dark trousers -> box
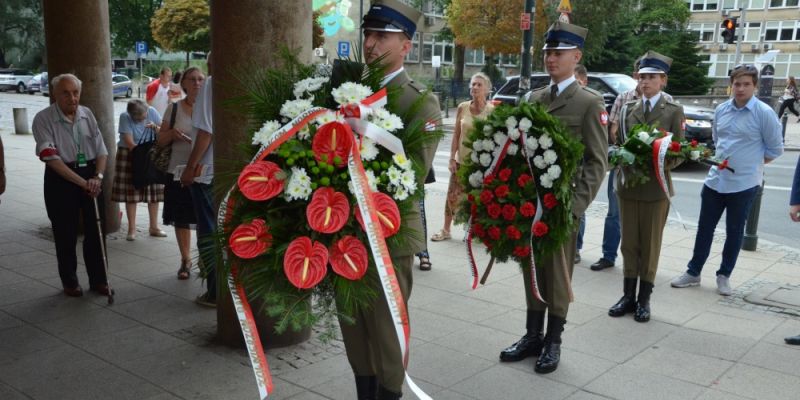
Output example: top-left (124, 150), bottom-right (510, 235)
top-left (44, 165), bottom-right (107, 289)
top-left (778, 98), bottom-right (799, 118)
top-left (687, 184), bottom-right (759, 278)
top-left (190, 182), bottom-right (217, 299)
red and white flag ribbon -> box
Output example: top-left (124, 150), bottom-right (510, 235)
top-left (651, 134), bottom-right (686, 227)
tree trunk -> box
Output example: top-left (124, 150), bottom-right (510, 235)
top-left (210, 0), bottom-right (312, 346)
top-left (186, 51), bottom-right (190, 68)
top-left (42, 0), bottom-right (119, 233)
top-left (533, 0), bottom-right (549, 72)
top-left (453, 44), bottom-right (465, 102)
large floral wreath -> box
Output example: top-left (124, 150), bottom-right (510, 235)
top-left (456, 102), bottom-right (584, 287)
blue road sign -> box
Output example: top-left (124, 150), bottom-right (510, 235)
top-left (135, 41), bottom-right (148, 56)
top-left (337, 41), bottom-right (350, 58)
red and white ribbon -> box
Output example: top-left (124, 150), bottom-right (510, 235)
top-left (340, 89), bottom-right (405, 157)
top-left (651, 134), bottom-right (686, 227)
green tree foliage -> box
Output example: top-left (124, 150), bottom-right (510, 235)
top-left (109, 0), bottom-right (162, 57)
top-left (657, 30), bottom-right (713, 95)
top-left (151, 0), bottom-right (210, 65)
top-left (0, 0), bottom-right (43, 68)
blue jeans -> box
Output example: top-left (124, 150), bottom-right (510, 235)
top-left (576, 213), bottom-right (586, 251)
top-left (190, 182), bottom-right (217, 300)
top-left (602, 169), bottom-right (621, 262)
top-left (687, 184), bottom-right (759, 278)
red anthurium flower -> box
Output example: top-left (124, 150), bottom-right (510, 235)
top-left (494, 185), bottom-right (510, 198)
top-left (520, 201), bottom-right (536, 217)
top-left (312, 121), bottom-right (354, 167)
top-left (532, 221), bottom-right (549, 237)
top-left (480, 189), bottom-right (494, 204)
top-left (487, 203), bottom-right (502, 219)
top-left (354, 192), bottom-right (401, 238)
top-left (506, 225), bottom-right (522, 240)
top-left (488, 226), bottom-right (501, 240)
top-left (283, 237), bottom-right (328, 289)
top-left (517, 173), bottom-right (532, 187)
top-left (229, 219), bottom-right (272, 259)
top-left (669, 141), bottom-right (681, 152)
top-left (329, 236), bottom-right (368, 281)
top-left (483, 174), bottom-right (495, 185)
top-left (307, 187), bottom-right (350, 234)
top-left (690, 139), bottom-right (698, 147)
top-left (237, 161), bottom-right (285, 201)
top-left (498, 168), bottom-right (512, 182)
top-left (543, 193), bottom-right (558, 209)
top-left (502, 204), bottom-right (517, 221)
top-left (513, 245), bottom-right (530, 258)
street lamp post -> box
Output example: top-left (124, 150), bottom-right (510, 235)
top-left (517, 0), bottom-right (535, 104)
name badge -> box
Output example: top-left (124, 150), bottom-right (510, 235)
top-left (77, 153), bottom-right (87, 167)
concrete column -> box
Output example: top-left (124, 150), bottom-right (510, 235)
top-left (210, 0), bottom-right (312, 345)
top-left (42, 0), bottom-right (120, 232)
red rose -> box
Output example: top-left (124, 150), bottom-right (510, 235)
top-left (517, 173), bottom-right (532, 187)
top-left (472, 223), bottom-right (485, 237)
top-left (513, 245), bottom-right (530, 258)
top-left (498, 168), bottom-right (512, 182)
top-left (488, 226), bottom-right (501, 240)
top-left (532, 221), bottom-right (549, 237)
top-left (467, 194), bottom-right (475, 203)
top-left (506, 225), bottom-right (521, 240)
top-left (470, 203), bottom-right (478, 215)
top-left (494, 185), bottom-right (510, 198)
top-left (543, 193), bottom-right (558, 209)
top-left (520, 202), bottom-right (536, 217)
top-left (487, 203), bottom-right (502, 219)
top-left (690, 139), bottom-right (698, 148)
top-left (480, 189), bottom-right (494, 204)
top-left (502, 204), bottom-right (517, 221)
top-left (483, 175), bottom-right (495, 185)
top-left (670, 141), bottom-right (681, 152)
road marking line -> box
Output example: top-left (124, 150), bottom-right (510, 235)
top-left (671, 177), bottom-right (790, 191)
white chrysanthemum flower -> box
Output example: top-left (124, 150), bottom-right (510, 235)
top-left (533, 155), bottom-right (547, 169)
top-left (519, 117), bottom-right (532, 132)
top-left (690, 150), bottom-right (701, 161)
top-left (365, 169), bottom-right (378, 191)
top-left (359, 137), bottom-right (379, 161)
top-left (293, 76), bottom-right (329, 99)
top-left (507, 143), bottom-right (519, 156)
top-left (279, 99), bottom-right (312, 120)
top-left (539, 134), bottom-right (553, 150)
top-left (479, 153), bottom-right (492, 167)
top-left (540, 175), bottom-right (554, 188)
top-left (547, 164), bottom-right (562, 180)
top-left (284, 167), bottom-right (313, 201)
top-left (332, 82), bottom-right (373, 105)
top-left (472, 140), bottom-right (484, 152)
top-left (505, 116), bottom-right (518, 130)
top-left (393, 186), bottom-right (409, 201)
top-left (392, 153), bottom-right (411, 170)
top-left (470, 150), bottom-right (480, 163)
top-left (399, 169), bottom-right (415, 188)
top-left (314, 111), bottom-right (342, 126)
top-left (483, 125), bottom-right (494, 136)
top-left (386, 166), bottom-right (402, 185)
top-left (636, 131), bottom-right (650, 142)
top-left (525, 135), bottom-right (539, 152)
top-left (252, 120), bottom-right (282, 146)
top-left (482, 139), bottom-right (496, 152)
top-left (371, 108), bottom-right (404, 132)
top-left (468, 171), bottom-right (484, 188)
top-left (493, 132), bottom-right (507, 146)
top-left (508, 128), bottom-right (521, 141)
top-left (296, 126), bottom-right (311, 141)
top-left (543, 149), bottom-right (558, 165)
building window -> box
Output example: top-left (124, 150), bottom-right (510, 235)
top-left (764, 20), bottom-right (799, 41)
top-left (405, 32), bottom-right (420, 62)
top-left (743, 22), bottom-right (761, 42)
top-left (721, 0), bottom-right (737, 8)
top-left (690, 0), bottom-right (719, 10)
top-left (422, 33), bottom-right (433, 62)
top-left (769, 0), bottom-right (799, 7)
top-left (748, 0), bottom-right (766, 8)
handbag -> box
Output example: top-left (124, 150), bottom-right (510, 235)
top-left (131, 124), bottom-right (168, 189)
top-left (149, 103), bottom-right (177, 173)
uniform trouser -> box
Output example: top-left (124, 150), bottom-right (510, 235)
top-left (44, 165), bottom-right (107, 289)
top-left (618, 197), bottom-right (670, 283)
top-left (523, 230), bottom-right (577, 319)
top-left (338, 254), bottom-right (414, 392)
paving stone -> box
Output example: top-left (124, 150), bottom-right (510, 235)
top-left (417, 293), bottom-right (511, 324)
top-left (413, 269), bottom-right (474, 294)
top-left (563, 391), bottom-right (615, 400)
top-left (695, 388), bottom-right (754, 400)
top-left (450, 364), bottom-right (576, 400)
top-left (142, 393), bottom-right (185, 400)
top-left (0, 382), bottom-right (29, 400)
top-left (465, 280), bottom-right (528, 308)
top-left (760, 318), bottom-right (800, 346)
top-left (112, 293), bottom-right (210, 325)
top-left (0, 324), bottom-right (63, 363)
top-left (714, 363), bottom-right (800, 400)
top-left (0, 250), bottom-right (57, 269)
top-left (276, 353), bottom-right (351, 389)
top-left (2, 294), bottom-right (102, 324)
top-left (0, 268), bottom-right (31, 286)
top-left (656, 327), bottom-right (757, 362)
top-left (408, 308), bottom-right (473, 343)
top-left (684, 311), bottom-right (782, 341)
top-left (0, 279), bottom-right (60, 307)
top-left (406, 283), bottom-right (456, 309)
top-left (0, 310), bottom-right (23, 331)
top-left (585, 364), bottom-right (706, 400)
top-left (476, 309), bottom-right (527, 336)
top-left (561, 315), bottom-right (676, 363)
top-left (739, 341), bottom-right (800, 378)
top-left (406, 342), bottom-right (494, 388)
top-left (432, 323), bottom-right (523, 362)
top-left (34, 305), bottom-right (140, 343)
top-left (625, 346), bottom-right (734, 386)
top-left (71, 324), bottom-right (187, 363)
top-left (506, 348), bottom-right (616, 389)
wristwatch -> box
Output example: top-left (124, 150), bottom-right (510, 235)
top-left (94, 173), bottom-right (104, 180)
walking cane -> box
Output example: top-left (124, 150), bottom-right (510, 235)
top-left (92, 197), bottom-right (115, 305)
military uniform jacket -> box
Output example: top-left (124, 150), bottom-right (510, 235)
top-left (387, 70), bottom-right (441, 256)
top-left (617, 96), bottom-right (685, 201)
top-left (525, 81), bottom-right (608, 218)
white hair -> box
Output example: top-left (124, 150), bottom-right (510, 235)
top-left (51, 73), bottom-right (82, 91)
top-left (471, 72), bottom-right (492, 88)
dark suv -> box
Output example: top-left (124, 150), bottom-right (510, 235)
top-left (492, 73), bottom-right (714, 147)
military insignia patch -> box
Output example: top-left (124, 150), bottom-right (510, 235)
top-left (424, 120), bottom-right (437, 131)
top-left (599, 111), bottom-right (609, 126)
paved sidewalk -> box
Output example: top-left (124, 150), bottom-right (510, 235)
top-left (1, 110), bottom-right (800, 399)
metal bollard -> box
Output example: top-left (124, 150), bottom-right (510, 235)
top-left (781, 112), bottom-right (788, 144)
top-left (741, 180), bottom-right (765, 251)
top-left (12, 108), bottom-right (31, 135)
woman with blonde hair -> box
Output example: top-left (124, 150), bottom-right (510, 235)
top-left (778, 76), bottom-right (798, 122)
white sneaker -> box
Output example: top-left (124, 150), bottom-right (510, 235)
top-left (716, 275), bottom-right (732, 296)
top-left (670, 272), bottom-right (701, 288)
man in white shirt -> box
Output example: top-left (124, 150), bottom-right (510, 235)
top-left (146, 67), bottom-right (172, 116)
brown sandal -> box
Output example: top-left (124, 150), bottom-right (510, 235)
top-left (177, 259), bottom-right (191, 280)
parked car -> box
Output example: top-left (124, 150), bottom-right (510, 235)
top-left (112, 73), bottom-right (133, 98)
top-left (41, 72), bottom-right (49, 96)
top-left (0, 68), bottom-right (35, 93)
top-left (27, 73), bottom-right (46, 94)
top-left (492, 73), bottom-right (714, 147)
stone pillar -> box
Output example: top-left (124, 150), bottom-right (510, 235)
top-left (42, 0), bottom-right (120, 232)
top-left (210, 1), bottom-right (312, 345)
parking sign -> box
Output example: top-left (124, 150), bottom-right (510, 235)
top-left (135, 41), bottom-right (148, 56)
top-left (337, 41), bottom-right (350, 58)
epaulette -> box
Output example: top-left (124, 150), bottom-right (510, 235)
top-left (408, 80), bottom-right (428, 94)
top-left (581, 86), bottom-right (603, 97)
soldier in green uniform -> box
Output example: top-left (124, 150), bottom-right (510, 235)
top-left (500, 22), bottom-right (608, 374)
top-left (339, 1), bottom-right (441, 399)
top-left (609, 51), bottom-right (684, 322)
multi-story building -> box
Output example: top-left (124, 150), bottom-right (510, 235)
top-left (687, 0), bottom-right (800, 81)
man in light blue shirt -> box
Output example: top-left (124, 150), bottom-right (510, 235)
top-left (671, 65), bottom-right (783, 295)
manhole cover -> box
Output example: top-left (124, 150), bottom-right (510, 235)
top-left (744, 283), bottom-right (800, 316)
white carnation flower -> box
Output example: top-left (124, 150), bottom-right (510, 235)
top-left (386, 166), bottom-right (402, 185)
top-left (636, 131), bottom-right (650, 142)
top-left (690, 150), bottom-right (701, 161)
top-left (470, 150), bottom-right (480, 163)
top-left (547, 164), bottom-right (562, 180)
top-left (293, 76), bottom-right (329, 99)
top-left (493, 132), bottom-right (507, 146)
top-left (479, 152), bottom-right (492, 167)
top-left (392, 153), bottom-right (411, 170)
top-left (472, 140), bottom-right (484, 152)
top-left (468, 171), bottom-right (484, 188)
top-left (280, 99), bottom-right (312, 120)
top-left (332, 82), bottom-right (373, 105)
top-left (505, 116), bottom-right (518, 130)
top-left (507, 143), bottom-right (519, 156)
top-left (508, 128), bottom-right (520, 141)
top-left (483, 125), bottom-right (494, 136)
top-left (533, 155), bottom-right (547, 169)
top-left (540, 175), bottom-right (554, 188)
top-left (543, 149), bottom-right (558, 165)
top-left (359, 137), bottom-right (379, 161)
top-left (519, 117), bottom-right (532, 132)
top-left (538, 134), bottom-right (553, 150)
top-left (252, 120), bottom-right (282, 146)
top-left (482, 139), bottom-right (496, 152)
top-left (525, 135), bottom-right (539, 152)
top-left (492, 147), bottom-right (502, 158)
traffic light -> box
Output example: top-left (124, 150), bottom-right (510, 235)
top-left (721, 17), bottom-right (738, 44)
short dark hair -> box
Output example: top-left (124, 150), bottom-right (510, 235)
top-left (160, 67), bottom-right (172, 76)
top-left (730, 64), bottom-right (758, 85)
top-left (574, 64), bottom-right (587, 78)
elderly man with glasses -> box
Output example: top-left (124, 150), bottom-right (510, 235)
top-left (670, 64), bottom-right (783, 296)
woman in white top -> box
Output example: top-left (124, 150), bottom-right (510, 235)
top-left (157, 67), bottom-right (205, 280)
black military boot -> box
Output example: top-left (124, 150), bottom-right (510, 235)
top-left (634, 280), bottom-right (654, 323)
top-left (499, 310), bottom-right (545, 362)
top-left (376, 384), bottom-right (401, 400)
top-left (355, 376), bottom-right (377, 400)
top-left (535, 315), bottom-right (566, 374)
top-left (608, 278), bottom-right (638, 317)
